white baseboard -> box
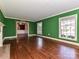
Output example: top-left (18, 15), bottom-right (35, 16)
top-left (3, 35), bottom-right (79, 46)
top-left (38, 35), bottom-right (79, 46)
top-left (28, 34), bottom-right (36, 37)
top-left (4, 36), bottom-right (17, 40)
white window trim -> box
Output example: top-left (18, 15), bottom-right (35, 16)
top-left (59, 14), bottom-right (77, 41)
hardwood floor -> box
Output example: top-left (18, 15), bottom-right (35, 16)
top-left (3, 36), bottom-right (79, 59)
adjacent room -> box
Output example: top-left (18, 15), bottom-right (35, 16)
top-left (0, 0), bottom-right (79, 59)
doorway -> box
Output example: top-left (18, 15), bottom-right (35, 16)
top-left (16, 21), bottom-right (29, 38)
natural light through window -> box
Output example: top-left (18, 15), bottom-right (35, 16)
top-left (59, 14), bottom-right (77, 41)
top-left (37, 22), bottom-right (42, 35)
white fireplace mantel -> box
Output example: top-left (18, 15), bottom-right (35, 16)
top-left (0, 22), bottom-right (4, 47)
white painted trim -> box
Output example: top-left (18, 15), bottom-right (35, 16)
top-left (16, 21), bottom-right (18, 37)
top-left (4, 36), bottom-right (17, 40)
top-left (0, 25), bottom-right (4, 47)
top-left (27, 22), bottom-right (30, 37)
top-left (37, 35), bottom-right (79, 46)
top-left (0, 8), bottom-right (34, 22)
top-left (5, 16), bottom-right (35, 22)
top-left (37, 7), bottom-right (79, 21)
top-left (16, 21), bottom-right (29, 37)
top-left (28, 34), bottom-right (36, 37)
top-left (1, 5), bottom-right (79, 22)
top-left (59, 14), bottom-right (77, 41)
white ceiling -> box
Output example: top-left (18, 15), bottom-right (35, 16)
top-left (0, 0), bottom-right (79, 21)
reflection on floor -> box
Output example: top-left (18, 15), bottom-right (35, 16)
top-left (3, 36), bottom-right (79, 59)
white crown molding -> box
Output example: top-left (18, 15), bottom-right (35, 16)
top-left (4, 16), bottom-right (35, 22)
top-left (0, 7), bottom-right (35, 22)
top-left (37, 7), bottom-right (79, 22)
top-left (0, 6), bottom-right (79, 22)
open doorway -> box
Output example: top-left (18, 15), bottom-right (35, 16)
top-left (16, 21), bottom-right (29, 38)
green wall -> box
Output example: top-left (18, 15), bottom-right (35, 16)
top-left (0, 10), bottom-right (37, 38)
top-left (3, 19), bottom-right (37, 37)
top-left (3, 18), bottom-right (16, 37)
top-left (42, 16), bottom-right (59, 38)
top-left (29, 22), bottom-right (37, 34)
top-left (37, 9), bottom-right (79, 43)
top-left (0, 10), bottom-right (16, 37)
top-left (0, 10), bottom-right (5, 22)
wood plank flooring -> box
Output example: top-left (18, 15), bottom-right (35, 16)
top-left (3, 36), bottom-right (79, 59)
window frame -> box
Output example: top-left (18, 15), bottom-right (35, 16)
top-left (59, 14), bottom-right (77, 41)
top-left (37, 22), bottom-right (42, 35)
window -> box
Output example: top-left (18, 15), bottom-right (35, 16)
top-left (59, 14), bottom-right (77, 41)
top-left (37, 22), bottom-right (42, 35)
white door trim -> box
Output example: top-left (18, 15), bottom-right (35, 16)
top-left (16, 21), bottom-right (29, 37)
